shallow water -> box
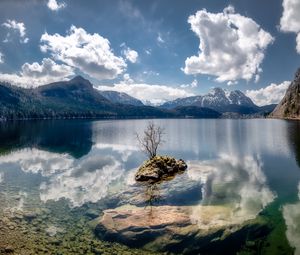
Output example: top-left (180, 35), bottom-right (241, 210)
top-left (0, 119), bottom-right (300, 254)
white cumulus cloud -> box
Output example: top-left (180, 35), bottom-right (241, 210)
top-left (2, 19), bottom-right (29, 43)
top-left (40, 25), bottom-right (126, 80)
top-left (0, 58), bottom-right (74, 87)
top-left (183, 6), bottom-right (274, 83)
top-left (96, 82), bottom-right (194, 105)
top-left (246, 81), bottom-right (290, 106)
top-left (121, 45), bottom-right (138, 63)
top-left (280, 0), bottom-right (300, 53)
top-left (47, 0), bottom-right (66, 11)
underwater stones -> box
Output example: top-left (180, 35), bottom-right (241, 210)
top-left (4, 246), bottom-right (14, 253)
top-left (23, 212), bottom-right (38, 221)
top-left (45, 225), bottom-right (64, 237)
top-left (135, 156), bottom-right (187, 182)
top-left (85, 209), bottom-right (101, 219)
top-left (94, 205), bottom-right (197, 249)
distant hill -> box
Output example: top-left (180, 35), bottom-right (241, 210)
top-left (161, 87), bottom-right (275, 116)
top-left (271, 69), bottom-right (300, 119)
top-left (99, 90), bottom-right (144, 106)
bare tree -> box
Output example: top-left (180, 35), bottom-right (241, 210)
top-left (136, 122), bottom-right (164, 159)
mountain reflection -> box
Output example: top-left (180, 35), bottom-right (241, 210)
top-left (288, 121), bottom-right (300, 168)
top-left (0, 120), bottom-right (93, 158)
top-left (188, 154), bottom-right (276, 228)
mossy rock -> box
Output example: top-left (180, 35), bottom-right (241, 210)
top-left (135, 155), bottom-right (187, 182)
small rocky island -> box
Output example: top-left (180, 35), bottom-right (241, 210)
top-left (135, 155), bottom-right (187, 182)
top-left (135, 122), bottom-right (188, 183)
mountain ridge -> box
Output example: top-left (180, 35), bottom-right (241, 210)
top-left (160, 87), bottom-right (274, 115)
top-left (0, 77), bottom-right (214, 120)
top-left (99, 90), bottom-right (144, 106)
top-left (0, 76), bottom-right (276, 120)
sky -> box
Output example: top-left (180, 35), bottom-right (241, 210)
top-left (0, 0), bottom-right (300, 106)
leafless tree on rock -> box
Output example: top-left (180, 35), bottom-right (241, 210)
top-left (136, 122), bottom-right (165, 159)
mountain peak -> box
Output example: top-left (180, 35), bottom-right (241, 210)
top-left (209, 87), bottom-right (225, 96)
top-left (70, 75), bottom-right (89, 83)
top-left (69, 75), bottom-right (93, 89)
top-left (161, 87), bottom-right (258, 113)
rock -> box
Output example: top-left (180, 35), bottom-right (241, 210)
top-left (94, 205), bottom-right (197, 249)
top-left (4, 246), bottom-right (14, 253)
top-left (135, 156), bottom-right (187, 182)
top-left (45, 225), bottom-right (64, 237)
top-left (23, 212), bottom-right (38, 221)
top-left (85, 209), bottom-right (100, 219)
top-left (94, 204), bottom-right (272, 253)
top-left (271, 68), bottom-right (300, 119)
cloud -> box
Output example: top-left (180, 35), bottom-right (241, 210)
top-left (0, 58), bottom-right (74, 87)
top-left (118, 0), bottom-right (144, 21)
top-left (157, 33), bottom-right (165, 44)
top-left (280, 0), bottom-right (300, 53)
top-left (2, 19), bottom-right (29, 43)
top-left (227, 80), bottom-right (238, 86)
top-left (40, 25), bottom-right (126, 80)
top-left (180, 79), bottom-right (198, 88)
top-left (121, 44), bottom-right (138, 63)
top-left (0, 52), bottom-right (3, 64)
top-left (122, 73), bottom-right (134, 84)
top-left (47, 0), bottom-right (66, 11)
top-left (246, 81), bottom-right (290, 106)
top-left (96, 82), bottom-right (194, 105)
top-left (183, 6), bottom-right (274, 83)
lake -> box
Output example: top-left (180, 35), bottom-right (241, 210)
top-left (0, 119), bottom-right (300, 254)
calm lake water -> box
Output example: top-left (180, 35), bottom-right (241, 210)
top-left (0, 119), bottom-right (300, 254)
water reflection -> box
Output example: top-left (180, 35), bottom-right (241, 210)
top-left (0, 148), bottom-right (73, 176)
top-left (40, 144), bottom-right (139, 207)
top-left (283, 183), bottom-right (300, 255)
top-left (288, 121), bottom-right (300, 168)
top-left (188, 154), bottom-right (276, 228)
top-left (0, 119), bottom-right (300, 254)
top-left (0, 120), bottom-right (93, 158)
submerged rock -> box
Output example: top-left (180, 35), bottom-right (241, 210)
top-left (94, 204), bottom-right (272, 253)
top-left (94, 205), bottom-right (197, 249)
top-left (135, 155), bottom-right (187, 182)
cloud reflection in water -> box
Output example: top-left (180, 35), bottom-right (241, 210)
top-left (283, 183), bottom-right (300, 255)
top-left (188, 154), bottom-right (276, 229)
top-left (0, 143), bottom-right (139, 208)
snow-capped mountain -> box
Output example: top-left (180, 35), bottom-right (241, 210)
top-left (161, 88), bottom-right (257, 113)
top-left (99, 90), bottom-right (144, 106)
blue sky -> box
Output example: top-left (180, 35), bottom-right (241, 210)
top-left (0, 0), bottom-right (299, 105)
